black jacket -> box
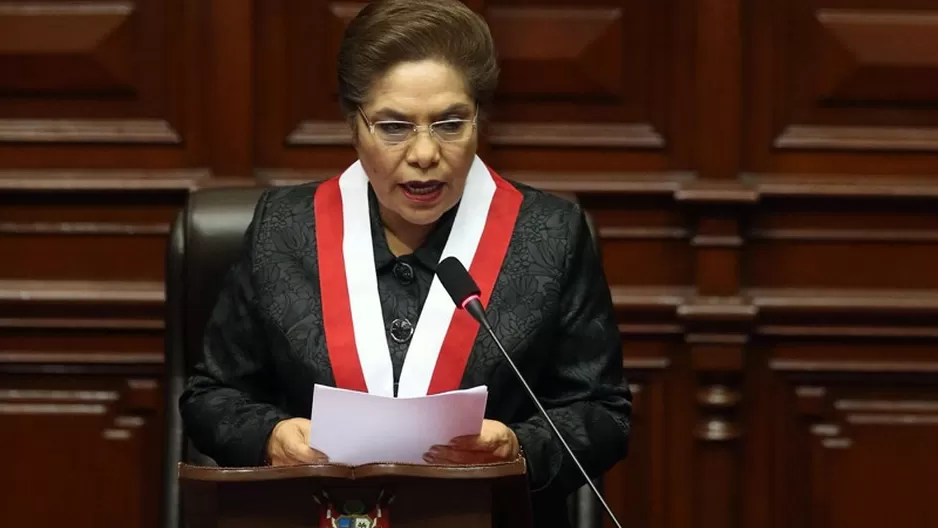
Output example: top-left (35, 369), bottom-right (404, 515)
top-left (179, 179), bottom-right (632, 526)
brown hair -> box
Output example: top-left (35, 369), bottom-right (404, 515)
top-left (337, 0), bottom-right (499, 118)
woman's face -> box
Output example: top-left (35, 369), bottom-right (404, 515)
top-left (354, 59), bottom-right (478, 228)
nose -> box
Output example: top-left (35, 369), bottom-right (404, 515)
top-left (406, 129), bottom-right (440, 169)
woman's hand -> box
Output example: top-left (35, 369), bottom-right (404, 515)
top-left (265, 418), bottom-right (328, 466)
top-left (423, 419), bottom-right (520, 464)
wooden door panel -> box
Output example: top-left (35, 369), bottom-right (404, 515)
top-left (480, 0), bottom-right (679, 166)
top-left (602, 375), bottom-right (669, 528)
top-left (0, 0), bottom-right (204, 169)
top-left (596, 333), bottom-right (676, 528)
top-left (0, 376), bottom-right (163, 528)
top-left (767, 358), bottom-right (938, 528)
top-left (485, 0), bottom-right (692, 173)
top-left (745, 0), bottom-right (938, 174)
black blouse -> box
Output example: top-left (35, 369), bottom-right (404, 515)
top-left (179, 179), bottom-right (632, 526)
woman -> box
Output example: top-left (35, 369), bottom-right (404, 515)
top-left (180, 0), bottom-right (631, 524)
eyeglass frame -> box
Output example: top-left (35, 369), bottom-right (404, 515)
top-left (357, 105), bottom-right (479, 146)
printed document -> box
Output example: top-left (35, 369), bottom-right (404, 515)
top-left (308, 384), bottom-right (488, 466)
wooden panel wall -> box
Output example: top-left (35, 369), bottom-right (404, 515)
top-left (2, 1), bottom-right (936, 527)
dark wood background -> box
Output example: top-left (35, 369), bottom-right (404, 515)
top-left (2, 0), bottom-right (937, 527)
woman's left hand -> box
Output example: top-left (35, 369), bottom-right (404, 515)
top-left (423, 419), bottom-right (520, 464)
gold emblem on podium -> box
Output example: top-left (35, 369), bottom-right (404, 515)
top-left (316, 491), bottom-right (392, 528)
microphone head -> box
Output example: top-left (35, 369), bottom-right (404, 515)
top-left (435, 256), bottom-right (481, 308)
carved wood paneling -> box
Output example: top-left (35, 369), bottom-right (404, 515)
top-left (745, 0), bottom-right (938, 174)
top-left (0, 188), bottom-right (181, 280)
top-left (482, 3), bottom-right (663, 146)
top-left (484, 0), bottom-right (695, 173)
top-left (768, 373), bottom-right (938, 528)
top-left (2, 0), bottom-right (938, 527)
top-left (0, 377), bottom-right (162, 527)
top-left (0, 256), bottom-right (163, 524)
top-left (601, 376), bottom-right (669, 528)
top-left (0, 0), bottom-right (204, 169)
top-left (0, 275), bottom-right (164, 374)
top-left (0, 3), bottom-right (138, 96)
top-left (745, 196), bottom-right (938, 290)
top-left (582, 193), bottom-right (693, 287)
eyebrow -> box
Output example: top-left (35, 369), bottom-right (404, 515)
top-left (371, 103), bottom-right (473, 121)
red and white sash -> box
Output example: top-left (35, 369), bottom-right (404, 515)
top-left (314, 155), bottom-right (522, 398)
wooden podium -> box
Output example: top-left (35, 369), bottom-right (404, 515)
top-left (178, 458), bottom-right (532, 527)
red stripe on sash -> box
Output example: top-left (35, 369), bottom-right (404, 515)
top-left (314, 179), bottom-right (369, 392)
top-left (426, 170), bottom-right (523, 394)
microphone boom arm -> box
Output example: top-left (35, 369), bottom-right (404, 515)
top-left (464, 298), bottom-right (624, 528)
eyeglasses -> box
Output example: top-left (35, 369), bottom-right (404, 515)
top-left (358, 107), bottom-right (477, 146)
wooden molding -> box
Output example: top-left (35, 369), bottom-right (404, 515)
top-left (774, 125), bottom-right (938, 152)
top-left (618, 323), bottom-right (684, 335)
top-left (758, 326), bottom-right (938, 339)
top-left (771, 359), bottom-right (938, 373)
top-left (0, 222), bottom-right (169, 235)
top-left (600, 226), bottom-right (690, 240)
top-left (0, 119), bottom-right (181, 144)
top-left (610, 286), bottom-right (691, 310)
top-left (507, 171), bottom-right (693, 194)
top-left (0, 318), bottom-right (163, 330)
top-left (743, 173), bottom-right (938, 199)
top-left (749, 288), bottom-right (938, 314)
top-left (286, 121), bottom-right (352, 146)
top-left (0, 170), bottom-right (209, 191)
top-left (621, 357), bottom-right (671, 369)
top-left (0, 352), bottom-right (163, 364)
top-left (678, 297), bottom-right (757, 322)
top-left (0, 280), bottom-right (164, 304)
top-left (691, 235), bottom-right (744, 247)
top-left (675, 180), bottom-right (758, 203)
top-left (0, 3), bottom-right (133, 15)
top-left (747, 228), bottom-right (938, 243)
top-left (608, 286), bottom-right (938, 339)
top-left (256, 169), bottom-right (335, 186)
top-left (611, 286), bottom-right (938, 317)
top-left (0, 281), bottom-right (165, 333)
top-left (0, 171), bottom-right (268, 192)
top-left (487, 123), bottom-right (665, 148)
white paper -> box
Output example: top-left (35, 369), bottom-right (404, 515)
top-left (308, 384), bottom-right (488, 466)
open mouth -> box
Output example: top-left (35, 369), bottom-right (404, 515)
top-left (401, 181), bottom-right (444, 195)
top-left (400, 181), bottom-right (445, 203)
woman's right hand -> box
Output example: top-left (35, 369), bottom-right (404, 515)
top-left (265, 417), bottom-right (328, 466)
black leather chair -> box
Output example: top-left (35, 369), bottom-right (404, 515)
top-left (160, 187), bottom-right (266, 528)
top-left (159, 186), bottom-right (603, 528)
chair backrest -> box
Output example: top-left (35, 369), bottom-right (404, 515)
top-left (158, 186), bottom-right (602, 528)
top-left (160, 187), bottom-right (266, 528)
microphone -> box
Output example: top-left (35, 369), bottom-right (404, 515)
top-left (435, 256), bottom-right (624, 528)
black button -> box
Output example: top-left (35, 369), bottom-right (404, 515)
top-left (393, 261), bottom-right (415, 284)
top-left (389, 318), bottom-right (414, 344)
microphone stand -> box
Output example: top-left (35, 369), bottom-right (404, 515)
top-left (463, 299), bottom-right (624, 528)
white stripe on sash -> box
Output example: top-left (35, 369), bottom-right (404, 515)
top-left (339, 164), bottom-right (396, 397)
